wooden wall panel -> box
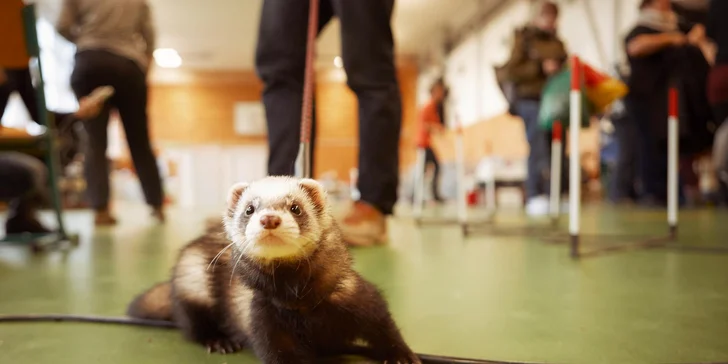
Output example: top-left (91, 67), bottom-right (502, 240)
top-left (145, 61), bottom-right (419, 181)
top-left (148, 71), bottom-right (265, 145)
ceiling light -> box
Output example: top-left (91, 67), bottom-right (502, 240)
top-left (333, 56), bottom-right (343, 69)
top-left (153, 48), bottom-right (182, 68)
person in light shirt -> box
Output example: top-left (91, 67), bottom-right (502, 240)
top-left (56, 0), bottom-right (165, 226)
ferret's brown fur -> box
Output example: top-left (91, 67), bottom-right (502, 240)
top-left (127, 177), bottom-right (418, 363)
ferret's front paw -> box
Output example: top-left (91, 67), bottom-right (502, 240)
top-left (383, 352), bottom-right (421, 364)
top-left (205, 338), bottom-right (244, 354)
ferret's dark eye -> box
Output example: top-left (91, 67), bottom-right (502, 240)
top-left (245, 205), bottom-right (255, 216)
top-left (290, 204), bottom-right (302, 216)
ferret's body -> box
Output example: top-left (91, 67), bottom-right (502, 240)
top-left (127, 177), bottom-right (417, 363)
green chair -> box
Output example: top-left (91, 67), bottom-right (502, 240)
top-left (1, 4), bottom-right (79, 251)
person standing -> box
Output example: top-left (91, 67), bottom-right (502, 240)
top-left (56, 0), bottom-right (165, 225)
top-left (255, 0), bottom-right (401, 246)
top-left (705, 0), bottom-right (728, 204)
top-left (416, 79), bottom-right (446, 203)
top-left (498, 1), bottom-right (567, 216)
top-left (624, 0), bottom-right (707, 206)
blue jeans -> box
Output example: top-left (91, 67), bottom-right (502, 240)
top-left (515, 100), bottom-right (551, 199)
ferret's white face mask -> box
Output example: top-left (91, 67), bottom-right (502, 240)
top-left (224, 177), bottom-right (327, 262)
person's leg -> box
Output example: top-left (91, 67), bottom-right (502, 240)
top-left (332, 0), bottom-right (399, 213)
top-left (255, 0), bottom-right (333, 176)
top-left (8, 68), bottom-right (40, 124)
top-left (328, 0), bottom-right (400, 245)
top-left (424, 147), bottom-right (442, 202)
top-left (515, 100), bottom-right (543, 199)
top-left (0, 152), bottom-right (50, 234)
top-left (110, 56), bottom-right (166, 220)
top-left (610, 117), bottom-right (638, 202)
top-left (70, 51), bottom-right (116, 225)
top-left (635, 117), bottom-right (666, 205)
top-left (515, 100), bottom-right (549, 215)
top-left (0, 72), bottom-right (13, 121)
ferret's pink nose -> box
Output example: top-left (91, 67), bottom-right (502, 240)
top-left (260, 215), bottom-right (281, 229)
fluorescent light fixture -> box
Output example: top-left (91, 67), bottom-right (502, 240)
top-left (153, 48), bottom-right (182, 68)
top-left (333, 56), bottom-right (343, 69)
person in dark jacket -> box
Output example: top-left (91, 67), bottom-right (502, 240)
top-left (624, 0), bottom-right (710, 206)
top-left (498, 1), bottom-right (567, 216)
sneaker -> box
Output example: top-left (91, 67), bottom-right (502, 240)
top-left (337, 201), bottom-right (387, 247)
top-left (525, 195), bottom-right (549, 217)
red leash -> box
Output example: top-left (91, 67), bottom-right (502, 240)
top-left (297, 0), bottom-right (319, 178)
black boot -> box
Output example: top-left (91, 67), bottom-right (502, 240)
top-left (5, 196), bottom-right (51, 234)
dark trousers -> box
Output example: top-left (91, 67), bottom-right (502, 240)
top-left (609, 116), bottom-right (639, 201)
top-left (0, 67), bottom-right (40, 123)
top-left (255, 0), bottom-right (401, 215)
top-left (424, 147), bottom-right (442, 201)
top-left (70, 50), bottom-right (164, 210)
top-left (515, 99), bottom-right (552, 199)
top-left (625, 97), bottom-right (668, 203)
top-left (712, 101), bottom-right (728, 125)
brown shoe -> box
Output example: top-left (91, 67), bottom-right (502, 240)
top-left (151, 207), bottom-right (166, 224)
top-left (338, 201), bottom-right (387, 247)
top-left (95, 209), bottom-right (118, 226)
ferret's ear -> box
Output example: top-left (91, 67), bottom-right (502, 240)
top-left (298, 178), bottom-right (327, 208)
top-left (226, 182), bottom-right (249, 209)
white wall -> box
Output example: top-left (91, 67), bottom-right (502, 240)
top-left (1, 16), bottom-right (77, 128)
top-left (423, 0), bottom-right (643, 127)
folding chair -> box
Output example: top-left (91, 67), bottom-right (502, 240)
top-left (0, 4), bottom-right (79, 252)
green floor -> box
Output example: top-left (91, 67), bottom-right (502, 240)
top-left (1, 202), bottom-right (727, 364)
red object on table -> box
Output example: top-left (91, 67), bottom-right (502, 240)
top-left (467, 190), bottom-right (479, 206)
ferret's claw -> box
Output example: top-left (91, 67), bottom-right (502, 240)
top-left (205, 339), bottom-right (243, 355)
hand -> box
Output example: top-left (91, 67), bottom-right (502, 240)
top-left (542, 58), bottom-right (560, 75)
top-left (688, 24), bottom-right (706, 45)
top-left (75, 96), bottom-right (103, 119)
top-left (667, 32), bottom-right (687, 46)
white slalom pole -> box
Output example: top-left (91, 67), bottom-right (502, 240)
top-left (455, 121), bottom-right (468, 224)
top-left (569, 56), bottom-right (582, 258)
top-left (485, 157), bottom-right (497, 215)
top-left (413, 147), bottom-right (427, 218)
top-left (549, 120), bottom-right (563, 224)
top-left (668, 87), bottom-right (679, 238)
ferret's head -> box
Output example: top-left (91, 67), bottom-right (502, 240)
top-left (223, 176), bottom-right (333, 262)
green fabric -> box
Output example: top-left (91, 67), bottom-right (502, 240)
top-left (538, 68), bottom-right (593, 131)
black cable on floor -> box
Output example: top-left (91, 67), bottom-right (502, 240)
top-left (0, 314), bottom-right (176, 328)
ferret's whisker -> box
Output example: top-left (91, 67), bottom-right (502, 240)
top-left (207, 242), bottom-right (235, 271)
top-left (230, 244), bottom-right (245, 286)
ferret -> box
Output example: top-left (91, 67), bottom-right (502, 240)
top-left (127, 176), bottom-right (419, 363)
